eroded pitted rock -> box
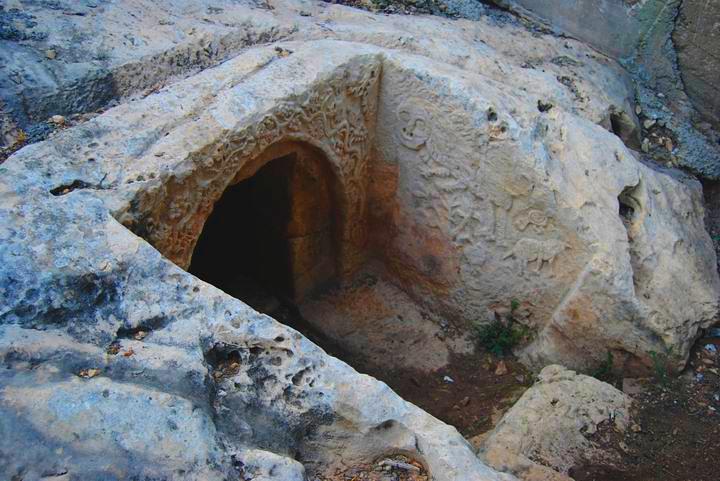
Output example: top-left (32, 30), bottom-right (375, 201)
top-left (0, 2), bottom-right (718, 480)
top-left (0, 39), bottom-right (517, 481)
top-left (0, 186), bottom-right (509, 480)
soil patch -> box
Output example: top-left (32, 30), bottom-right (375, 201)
top-left (570, 336), bottom-right (720, 481)
top-left (356, 350), bottom-right (530, 438)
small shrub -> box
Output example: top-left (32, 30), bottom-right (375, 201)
top-left (649, 348), bottom-right (674, 386)
top-left (474, 300), bottom-right (529, 356)
top-left (591, 351), bottom-right (616, 384)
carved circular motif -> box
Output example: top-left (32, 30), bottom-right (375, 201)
top-left (527, 210), bottom-right (548, 227)
top-left (396, 102), bottom-right (431, 150)
top-left (514, 209), bottom-right (549, 232)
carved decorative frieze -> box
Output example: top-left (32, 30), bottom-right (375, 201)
top-left (128, 62), bottom-right (381, 276)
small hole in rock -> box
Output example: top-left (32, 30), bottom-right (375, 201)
top-left (609, 111), bottom-right (641, 150)
top-left (618, 185), bottom-right (641, 223)
top-left (50, 179), bottom-right (92, 196)
top-left (619, 200), bottom-right (635, 221)
top-left (537, 100), bottom-right (553, 112)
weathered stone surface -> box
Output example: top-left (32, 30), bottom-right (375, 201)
top-left (491, 0), bottom-right (720, 180)
top-left (0, 37), bottom-right (517, 481)
top-left (0, 1), bottom-right (718, 479)
top-left (493, 0), bottom-right (643, 60)
top-left (7, 28), bottom-right (716, 373)
top-left (674, 0), bottom-right (720, 128)
top-left (0, 0), bottom-right (294, 147)
top-left (374, 51), bottom-right (719, 372)
top-left (0, 187), bottom-right (509, 480)
top-left (479, 365), bottom-right (631, 481)
top-left (0, 0), bottom-right (637, 149)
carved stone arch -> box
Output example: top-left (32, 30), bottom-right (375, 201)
top-left (121, 61), bottom-right (377, 289)
top-left (224, 137), bottom-right (368, 293)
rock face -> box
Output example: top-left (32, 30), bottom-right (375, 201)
top-left (480, 365), bottom-right (631, 481)
top-left (674, 0), bottom-right (720, 128)
top-left (0, 1), bottom-right (718, 479)
top-left (375, 46), bottom-right (719, 372)
top-left (0, 0), bottom-right (637, 149)
top-left (493, 0), bottom-right (720, 179)
top-left (493, 0), bottom-right (643, 60)
top-left (0, 0), bottom-right (295, 148)
top-left (0, 165), bottom-right (510, 481)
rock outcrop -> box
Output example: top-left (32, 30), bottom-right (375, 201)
top-left (674, 0), bottom-right (720, 129)
top-left (493, 0), bottom-right (720, 180)
top-left (479, 365), bottom-right (631, 481)
top-left (493, 0), bottom-right (642, 60)
top-left (0, 1), bottom-right (718, 479)
top-left (0, 0), bottom-right (635, 149)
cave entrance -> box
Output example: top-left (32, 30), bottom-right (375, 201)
top-left (188, 142), bottom-right (529, 442)
top-left (189, 142), bottom-right (339, 308)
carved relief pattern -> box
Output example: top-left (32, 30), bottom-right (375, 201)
top-left (132, 61), bottom-right (380, 272)
top-left (391, 76), bottom-right (570, 280)
top-left (393, 92), bottom-right (523, 248)
top-left (503, 238), bottom-right (569, 274)
top-left (514, 209), bottom-right (549, 233)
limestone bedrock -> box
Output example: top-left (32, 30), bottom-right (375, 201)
top-left (0, 1), bottom-right (718, 480)
top-left (479, 365), bottom-right (631, 481)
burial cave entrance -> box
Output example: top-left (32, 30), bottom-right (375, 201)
top-left (188, 141), bottom-right (530, 441)
top-left (189, 143), bottom-right (340, 306)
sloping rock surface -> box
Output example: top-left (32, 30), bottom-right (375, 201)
top-left (0, 36), bottom-right (517, 481)
top-left (0, 2), bottom-right (718, 480)
top-left (1, 0), bottom-right (634, 148)
top-left (674, 0), bottom-right (720, 128)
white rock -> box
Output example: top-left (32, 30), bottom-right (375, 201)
top-left (479, 365), bottom-right (631, 480)
top-left (0, 2), bottom-right (717, 480)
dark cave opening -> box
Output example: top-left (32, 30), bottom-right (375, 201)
top-left (187, 144), bottom-right (531, 441)
top-left (189, 146), bottom-right (339, 309)
top-left (189, 153), bottom-right (294, 302)
top-left (618, 185), bottom-right (640, 223)
top-left (618, 197), bottom-right (635, 222)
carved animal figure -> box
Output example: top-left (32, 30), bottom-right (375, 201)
top-left (503, 238), bottom-right (569, 272)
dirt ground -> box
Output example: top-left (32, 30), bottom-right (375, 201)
top-left (316, 454), bottom-right (430, 481)
top-left (571, 335), bottom-right (720, 481)
top-left (355, 349), bottom-right (530, 439)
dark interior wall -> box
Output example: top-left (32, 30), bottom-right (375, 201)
top-left (189, 153), bottom-right (295, 298)
top-left (189, 146), bottom-right (338, 301)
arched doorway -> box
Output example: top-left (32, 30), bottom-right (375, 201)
top-left (189, 142), bottom-right (340, 307)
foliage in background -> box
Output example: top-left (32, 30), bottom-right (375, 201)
top-left (590, 351), bottom-right (623, 387)
top-left (649, 348), bottom-right (674, 386)
top-left (473, 299), bottom-right (530, 356)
